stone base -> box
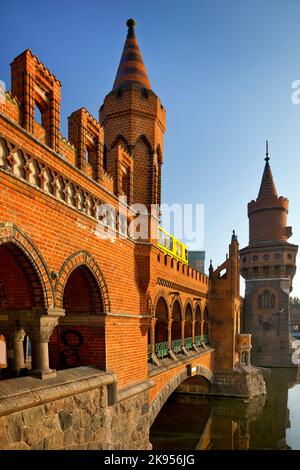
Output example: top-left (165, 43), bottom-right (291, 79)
top-left (30, 368), bottom-right (57, 380)
top-left (252, 352), bottom-right (297, 368)
top-left (212, 366), bottom-right (266, 399)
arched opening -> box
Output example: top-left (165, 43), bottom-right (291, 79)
top-left (258, 290), bottom-right (275, 309)
top-left (63, 265), bottom-right (103, 316)
top-left (154, 297), bottom-right (169, 359)
top-left (194, 305), bottom-right (202, 347)
top-left (184, 303), bottom-right (193, 351)
top-left (0, 243), bottom-right (45, 378)
top-left (171, 300), bottom-right (182, 354)
top-left (150, 374), bottom-right (212, 450)
top-left (203, 307), bottom-right (209, 345)
top-left (50, 264), bottom-right (105, 371)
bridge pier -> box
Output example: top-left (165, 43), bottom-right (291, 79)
top-left (0, 367), bottom-right (152, 450)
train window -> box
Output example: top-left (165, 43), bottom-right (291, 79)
top-left (166, 235), bottom-right (173, 251)
top-left (176, 243), bottom-right (182, 257)
top-left (185, 249), bottom-right (188, 260)
top-left (159, 230), bottom-right (165, 246)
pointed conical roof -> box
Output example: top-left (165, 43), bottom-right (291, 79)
top-left (113, 19), bottom-right (151, 91)
top-left (257, 144), bottom-right (278, 199)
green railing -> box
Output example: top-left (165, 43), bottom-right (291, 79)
top-left (185, 336), bottom-right (193, 351)
top-left (171, 338), bottom-right (182, 354)
top-left (155, 341), bottom-right (169, 359)
top-left (194, 335), bottom-right (202, 347)
top-left (203, 334), bottom-right (209, 345)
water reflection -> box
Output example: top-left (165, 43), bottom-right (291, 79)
top-left (150, 368), bottom-right (300, 450)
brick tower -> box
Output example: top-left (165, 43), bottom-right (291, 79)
top-left (240, 143), bottom-right (298, 366)
top-left (99, 19), bottom-right (166, 210)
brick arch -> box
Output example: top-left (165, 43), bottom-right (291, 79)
top-left (149, 366), bottom-right (213, 425)
top-left (55, 251), bottom-right (110, 313)
top-left (0, 223), bottom-right (53, 308)
top-left (170, 295), bottom-right (184, 320)
top-left (133, 134), bottom-right (153, 153)
top-left (154, 291), bottom-right (170, 319)
top-left (194, 300), bottom-right (202, 321)
top-left (110, 134), bottom-right (129, 151)
top-left (184, 298), bottom-right (193, 320)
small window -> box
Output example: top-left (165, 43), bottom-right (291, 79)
top-left (252, 255), bottom-right (258, 261)
top-left (258, 290), bottom-right (275, 309)
top-left (243, 257), bottom-right (247, 263)
top-left (274, 253), bottom-right (281, 260)
top-left (35, 104), bottom-right (42, 126)
top-left (263, 254), bottom-right (269, 261)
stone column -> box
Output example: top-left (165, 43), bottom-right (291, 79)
top-left (181, 319), bottom-right (185, 346)
top-left (168, 318), bottom-right (172, 351)
top-left (26, 316), bottom-right (59, 379)
top-left (192, 319), bottom-right (196, 343)
top-left (168, 319), bottom-right (177, 361)
top-left (150, 318), bottom-right (156, 356)
top-left (182, 319), bottom-right (189, 356)
top-left (11, 328), bottom-right (26, 370)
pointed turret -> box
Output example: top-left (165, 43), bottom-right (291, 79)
top-left (246, 142), bottom-right (292, 243)
top-left (100, 19), bottom-right (166, 210)
top-left (257, 142), bottom-right (278, 199)
top-left (113, 19), bottom-right (151, 91)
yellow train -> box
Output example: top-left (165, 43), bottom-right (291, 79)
top-left (158, 227), bottom-right (188, 264)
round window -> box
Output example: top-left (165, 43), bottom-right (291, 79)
top-left (263, 254), bottom-right (269, 260)
top-left (252, 255), bottom-right (258, 261)
top-left (274, 253), bottom-right (281, 260)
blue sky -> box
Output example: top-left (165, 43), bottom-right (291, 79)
top-left (1, 0), bottom-right (300, 296)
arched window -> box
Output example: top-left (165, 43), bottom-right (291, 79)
top-left (154, 297), bottom-right (169, 360)
top-left (258, 290), bottom-right (275, 309)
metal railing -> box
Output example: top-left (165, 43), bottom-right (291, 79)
top-left (203, 334), bottom-right (209, 345)
top-left (155, 341), bottom-right (169, 359)
top-left (171, 338), bottom-right (182, 354)
top-left (185, 336), bottom-right (193, 351)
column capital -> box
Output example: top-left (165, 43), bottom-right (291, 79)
top-left (11, 327), bottom-right (26, 342)
top-left (25, 316), bottom-right (59, 343)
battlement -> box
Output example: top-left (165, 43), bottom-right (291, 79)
top-left (157, 251), bottom-right (209, 289)
top-left (248, 195), bottom-right (289, 215)
top-left (12, 49), bottom-right (61, 84)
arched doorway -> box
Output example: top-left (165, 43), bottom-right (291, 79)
top-left (0, 243), bottom-right (46, 378)
top-left (50, 264), bottom-right (105, 370)
top-left (154, 297), bottom-right (169, 360)
top-left (171, 300), bottom-right (182, 355)
top-left (184, 303), bottom-right (193, 351)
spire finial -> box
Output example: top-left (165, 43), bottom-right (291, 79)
top-left (265, 140), bottom-right (270, 163)
top-left (231, 229), bottom-right (238, 242)
top-left (209, 259), bottom-right (214, 277)
top-left (127, 18), bottom-right (137, 32)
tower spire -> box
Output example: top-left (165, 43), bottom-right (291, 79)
top-left (113, 19), bottom-right (151, 91)
top-left (257, 141), bottom-right (277, 199)
top-left (265, 140), bottom-right (269, 163)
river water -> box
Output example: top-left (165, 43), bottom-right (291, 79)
top-left (150, 368), bottom-right (300, 450)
